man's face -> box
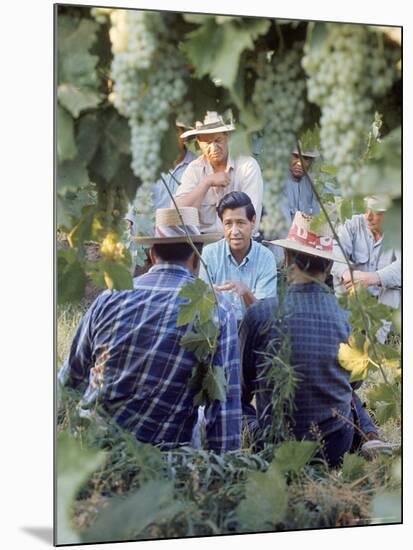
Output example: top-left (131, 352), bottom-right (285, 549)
top-left (289, 153), bottom-right (313, 180)
top-left (197, 132), bottom-right (229, 165)
top-left (222, 207), bottom-right (255, 257)
top-left (365, 208), bottom-right (384, 235)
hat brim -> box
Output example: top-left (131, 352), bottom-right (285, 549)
top-left (133, 233), bottom-right (222, 245)
top-left (263, 239), bottom-right (346, 263)
top-left (180, 125), bottom-right (235, 139)
top-left (292, 149), bottom-right (319, 158)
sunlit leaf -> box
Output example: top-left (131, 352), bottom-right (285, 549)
top-left (58, 83), bottom-right (102, 118)
top-left (338, 336), bottom-right (379, 382)
top-left (101, 260), bottom-right (133, 291)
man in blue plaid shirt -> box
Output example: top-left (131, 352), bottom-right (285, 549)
top-left (58, 207), bottom-right (242, 454)
top-left (240, 212), bottom-right (390, 465)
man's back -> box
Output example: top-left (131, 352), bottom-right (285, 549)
top-left (59, 263), bottom-right (241, 453)
top-left (241, 282), bottom-right (352, 440)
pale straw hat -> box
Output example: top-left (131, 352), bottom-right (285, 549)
top-left (180, 111), bottom-right (235, 139)
top-left (133, 207), bottom-right (222, 245)
top-left (365, 195), bottom-right (388, 212)
top-left (264, 211), bottom-right (346, 263)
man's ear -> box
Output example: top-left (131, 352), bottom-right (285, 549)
top-left (149, 247), bottom-right (157, 265)
top-left (251, 215), bottom-right (256, 227)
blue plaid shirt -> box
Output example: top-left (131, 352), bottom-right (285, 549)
top-left (240, 282), bottom-right (352, 440)
top-left (58, 264), bottom-right (241, 453)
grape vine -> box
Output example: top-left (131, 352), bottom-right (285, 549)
top-left (251, 44), bottom-right (307, 237)
top-left (302, 24), bottom-right (398, 195)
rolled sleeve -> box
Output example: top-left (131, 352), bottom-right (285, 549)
top-left (377, 256), bottom-right (401, 289)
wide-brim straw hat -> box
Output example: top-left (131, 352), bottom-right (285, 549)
top-left (180, 111), bottom-right (235, 139)
top-left (264, 211), bottom-right (346, 263)
top-left (292, 148), bottom-right (320, 159)
top-left (133, 207), bottom-right (222, 245)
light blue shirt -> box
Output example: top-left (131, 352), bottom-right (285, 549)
top-left (281, 172), bottom-right (320, 232)
top-left (199, 238), bottom-right (277, 321)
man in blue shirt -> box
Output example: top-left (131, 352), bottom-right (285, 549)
top-left (199, 191), bottom-right (277, 322)
top-left (59, 207), bottom-right (242, 454)
top-left (240, 212), bottom-right (389, 466)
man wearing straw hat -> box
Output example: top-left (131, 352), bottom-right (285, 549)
top-left (175, 111), bottom-right (263, 236)
top-left (239, 212), bottom-right (390, 465)
top-left (331, 196), bottom-right (401, 344)
top-left (331, 195), bottom-right (401, 309)
top-left (58, 207), bottom-right (242, 453)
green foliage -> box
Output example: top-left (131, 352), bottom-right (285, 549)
top-left (274, 441), bottom-right (319, 475)
top-left (82, 481), bottom-right (187, 543)
top-left (341, 452), bottom-right (366, 482)
top-left (177, 279), bottom-right (216, 326)
top-left (56, 432), bottom-right (106, 545)
top-left (58, 249), bottom-right (88, 305)
top-left (367, 381), bottom-right (401, 424)
top-left (180, 320), bottom-right (218, 361)
top-left (235, 461), bottom-right (288, 531)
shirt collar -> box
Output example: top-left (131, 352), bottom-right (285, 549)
top-left (288, 282), bottom-right (332, 294)
top-left (149, 263), bottom-right (194, 277)
top-left (224, 238), bottom-right (253, 266)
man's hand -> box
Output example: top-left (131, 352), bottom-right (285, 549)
top-left (206, 172), bottom-right (231, 189)
top-left (342, 269), bottom-right (380, 292)
top-left (214, 280), bottom-right (249, 297)
top-left (214, 280), bottom-right (257, 307)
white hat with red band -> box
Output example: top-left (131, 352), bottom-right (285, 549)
top-left (264, 211), bottom-right (346, 263)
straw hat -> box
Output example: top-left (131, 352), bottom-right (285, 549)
top-left (365, 195), bottom-right (388, 212)
top-left (180, 111), bottom-right (235, 139)
top-left (264, 212), bottom-right (346, 263)
top-left (133, 207), bottom-right (222, 245)
top-left (292, 148), bottom-right (320, 159)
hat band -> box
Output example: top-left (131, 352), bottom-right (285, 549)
top-left (195, 121), bottom-right (228, 131)
top-left (288, 224), bottom-right (333, 252)
top-left (155, 224), bottom-right (201, 238)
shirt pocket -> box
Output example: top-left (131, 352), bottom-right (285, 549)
top-left (199, 201), bottom-right (217, 226)
top-left (351, 241), bottom-right (369, 266)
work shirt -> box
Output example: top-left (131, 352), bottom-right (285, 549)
top-left (125, 148), bottom-right (196, 235)
top-left (281, 172), bottom-right (320, 230)
top-left (199, 239), bottom-right (277, 321)
top-left (175, 154), bottom-right (263, 235)
top-left (240, 283), bottom-right (353, 441)
top-left (58, 264), bottom-right (242, 453)
top-left (331, 214), bottom-right (401, 309)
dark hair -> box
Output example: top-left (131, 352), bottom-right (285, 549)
top-left (217, 191), bottom-right (256, 221)
top-left (152, 242), bottom-right (203, 262)
top-left (286, 249), bottom-right (332, 275)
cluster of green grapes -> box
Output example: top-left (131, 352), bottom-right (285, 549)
top-left (108, 10), bottom-right (191, 188)
top-left (251, 45), bottom-right (306, 237)
top-left (302, 24), bottom-right (398, 195)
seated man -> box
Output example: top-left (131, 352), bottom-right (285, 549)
top-left (199, 191), bottom-right (277, 323)
top-left (58, 207), bottom-right (242, 454)
top-left (240, 212), bottom-right (388, 467)
top-left (175, 111), bottom-right (263, 236)
top-left (331, 195), bottom-right (401, 308)
top-left (331, 196), bottom-right (400, 343)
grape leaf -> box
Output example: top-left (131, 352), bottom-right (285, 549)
top-left (235, 461), bottom-right (287, 531)
top-left (101, 260), bottom-right (133, 291)
top-left (367, 382), bottom-right (400, 424)
top-left (57, 105), bottom-right (77, 162)
top-left (57, 157), bottom-right (90, 194)
top-left (57, 255), bottom-right (87, 305)
top-left (181, 320), bottom-right (218, 361)
top-left (56, 432), bottom-right (105, 545)
top-left (58, 83), bottom-right (102, 118)
top-left (82, 480), bottom-right (185, 543)
top-left (341, 452), bottom-right (366, 482)
top-left (204, 365), bottom-right (227, 403)
top-left (177, 279), bottom-right (215, 327)
top-left (338, 337), bottom-right (377, 382)
top-left (274, 441), bottom-right (318, 475)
